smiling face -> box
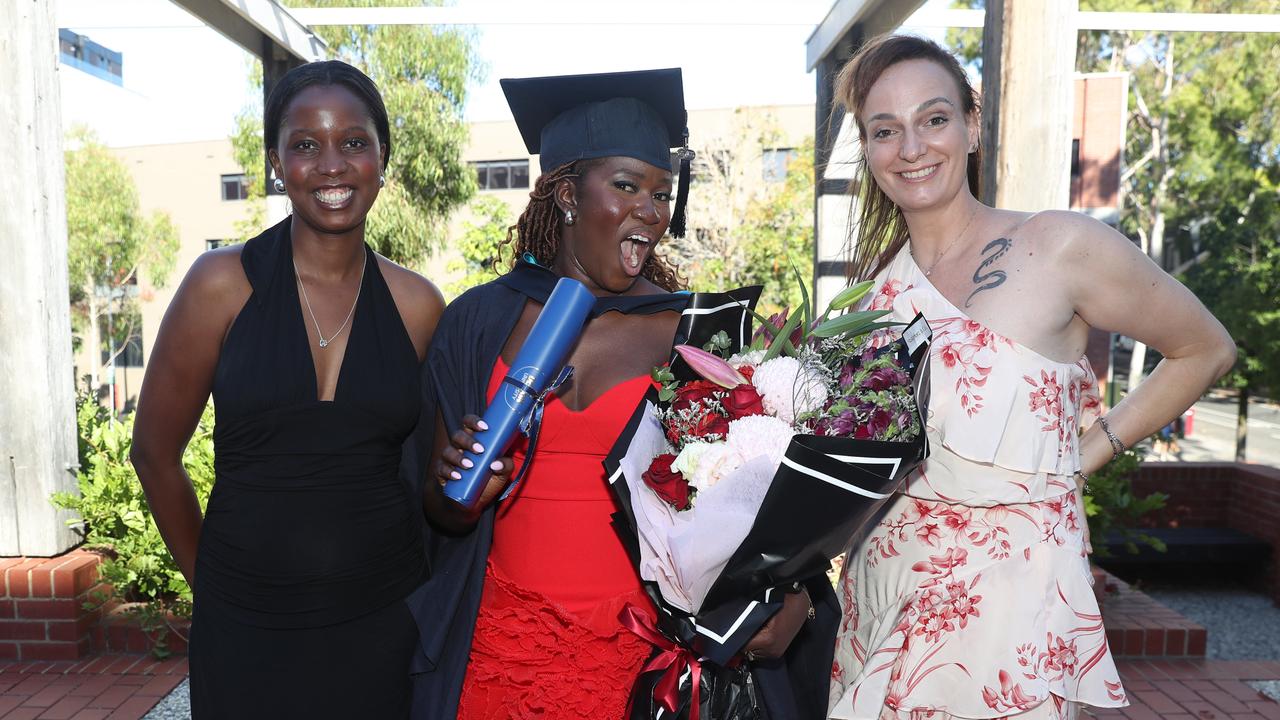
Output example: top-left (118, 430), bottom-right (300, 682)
top-left (860, 58), bottom-right (979, 214)
top-left (553, 156), bottom-right (674, 294)
top-left (268, 84), bottom-right (386, 237)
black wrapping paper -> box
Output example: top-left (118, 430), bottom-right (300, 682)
top-left (603, 287), bottom-right (933, 719)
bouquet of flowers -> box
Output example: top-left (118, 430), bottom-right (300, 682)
top-left (605, 280), bottom-right (933, 720)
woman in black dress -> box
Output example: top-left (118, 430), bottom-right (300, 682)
top-left (131, 61), bottom-right (443, 718)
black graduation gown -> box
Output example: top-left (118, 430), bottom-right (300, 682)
top-left (403, 263), bottom-right (838, 720)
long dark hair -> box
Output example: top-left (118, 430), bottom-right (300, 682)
top-left (835, 34), bottom-right (982, 282)
top-left (498, 159), bottom-right (686, 292)
top-left (264, 60), bottom-right (392, 167)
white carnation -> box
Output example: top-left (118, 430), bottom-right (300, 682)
top-left (726, 414), bottom-right (796, 469)
top-left (750, 356), bottom-right (829, 425)
top-left (672, 441), bottom-right (713, 479)
top-left (688, 443), bottom-right (744, 491)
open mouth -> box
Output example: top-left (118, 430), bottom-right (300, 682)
top-left (620, 233), bottom-right (653, 277)
top-left (898, 164), bottom-right (939, 182)
top-left (313, 187), bottom-right (354, 208)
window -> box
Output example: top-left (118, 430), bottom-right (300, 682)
top-left (206, 239), bottom-right (228, 251)
top-left (763, 148), bottom-right (798, 183)
top-left (471, 160), bottom-right (530, 190)
top-left (1070, 139), bottom-right (1081, 177)
top-left (221, 174), bottom-right (249, 201)
top-left (692, 150), bottom-right (732, 184)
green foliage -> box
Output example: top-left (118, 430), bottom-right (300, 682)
top-left (64, 128), bottom-right (180, 370)
top-left (1074, 0), bottom-right (1280, 395)
top-left (445, 195), bottom-right (513, 298)
top-left (1083, 445), bottom-right (1168, 558)
top-left (664, 110), bottom-right (815, 313)
top-left (231, 0), bottom-right (481, 264)
top-left (52, 396), bottom-right (215, 646)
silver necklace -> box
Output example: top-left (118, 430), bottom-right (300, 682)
top-left (293, 249), bottom-right (367, 348)
top-left (916, 208), bottom-right (978, 277)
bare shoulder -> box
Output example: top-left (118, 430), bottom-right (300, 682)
top-left (375, 255), bottom-right (445, 357)
top-left (176, 244), bottom-right (252, 317)
top-left (1024, 210), bottom-right (1126, 253)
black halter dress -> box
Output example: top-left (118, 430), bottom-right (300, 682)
top-left (190, 218), bottom-right (427, 718)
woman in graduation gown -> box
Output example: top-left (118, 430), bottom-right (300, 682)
top-left (402, 69), bottom-right (838, 719)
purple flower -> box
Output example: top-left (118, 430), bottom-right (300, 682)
top-left (862, 366), bottom-right (910, 392)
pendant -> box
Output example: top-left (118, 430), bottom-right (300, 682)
top-left (319, 338), bottom-right (329, 348)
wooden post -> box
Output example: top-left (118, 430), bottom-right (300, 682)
top-left (0, 0), bottom-right (81, 555)
top-left (980, 0), bottom-right (1079, 211)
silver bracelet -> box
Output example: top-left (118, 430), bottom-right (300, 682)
top-left (1098, 415), bottom-right (1125, 459)
top-left (1074, 471), bottom-right (1090, 495)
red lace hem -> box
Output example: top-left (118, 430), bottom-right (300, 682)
top-left (458, 564), bottom-right (652, 719)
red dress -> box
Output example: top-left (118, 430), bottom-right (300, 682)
top-left (458, 358), bottom-right (656, 719)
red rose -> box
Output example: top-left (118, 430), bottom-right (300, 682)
top-left (722, 383), bottom-right (765, 420)
top-left (671, 380), bottom-right (721, 413)
top-left (690, 411), bottom-right (730, 439)
top-left (642, 453), bottom-right (692, 510)
top-left (738, 365), bottom-right (755, 381)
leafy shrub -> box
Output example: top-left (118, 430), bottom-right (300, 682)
top-left (51, 395), bottom-right (215, 653)
top-left (1083, 444), bottom-right (1168, 558)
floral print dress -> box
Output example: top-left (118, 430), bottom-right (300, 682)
top-left (828, 247), bottom-right (1128, 720)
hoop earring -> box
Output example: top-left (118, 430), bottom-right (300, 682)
top-left (564, 209), bottom-right (576, 226)
top-left (378, 174), bottom-right (385, 188)
top-left (273, 177), bottom-right (285, 193)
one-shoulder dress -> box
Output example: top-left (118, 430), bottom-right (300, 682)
top-left (190, 218), bottom-right (428, 718)
top-left (456, 356), bottom-right (656, 719)
top-left (828, 247), bottom-right (1128, 719)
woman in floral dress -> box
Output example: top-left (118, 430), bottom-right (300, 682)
top-left (826, 35), bottom-right (1237, 719)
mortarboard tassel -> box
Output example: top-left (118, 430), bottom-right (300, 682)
top-left (669, 144), bottom-right (694, 239)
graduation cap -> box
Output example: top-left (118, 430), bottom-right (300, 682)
top-left (501, 68), bottom-right (694, 238)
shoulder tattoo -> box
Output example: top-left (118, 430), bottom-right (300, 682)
top-left (964, 237), bottom-right (1012, 308)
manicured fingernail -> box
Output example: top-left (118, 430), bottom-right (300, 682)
top-left (450, 471), bottom-right (461, 480)
top-left (461, 458), bottom-right (474, 469)
top-left (490, 461), bottom-right (503, 471)
top-left (477, 420), bottom-right (489, 431)
top-left (473, 443), bottom-right (484, 453)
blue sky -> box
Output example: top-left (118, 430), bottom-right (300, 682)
top-left (55, 0), bottom-right (951, 147)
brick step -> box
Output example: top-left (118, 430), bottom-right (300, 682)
top-left (1098, 569), bottom-right (1208, 658)
top-left (1, 550), bottom-right (190, 661)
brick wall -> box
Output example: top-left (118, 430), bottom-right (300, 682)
top-left (1228, 464), bottom-right (1280, 603)
top-left (1133, 461), bottom-right (1280, 603)
top-left (0, 551), bottom-right (107, 661)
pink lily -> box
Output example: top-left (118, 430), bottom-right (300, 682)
top-left (674, 344), bottom-right (749, 389)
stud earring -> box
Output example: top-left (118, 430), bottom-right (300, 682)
top-left (378, 174), bottom-right (385, 188)
top-left (273, 177), bottom-right (285, 193)
top-left (564, 209), bottom-right (576, 226)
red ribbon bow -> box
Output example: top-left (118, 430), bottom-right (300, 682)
top-left (619, 603), bottom-right (704, 720)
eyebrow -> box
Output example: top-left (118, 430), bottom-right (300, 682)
top-left (867, 96), bottom-right (956, 123)
top-left (286, 126), bottom-right (373, 135)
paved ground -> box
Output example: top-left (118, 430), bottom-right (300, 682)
top-left (1148, 395), bottom-right (1280, 466)
top-left (0, 656), bottom-right (186, 720)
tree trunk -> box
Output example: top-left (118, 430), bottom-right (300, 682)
top-left (85, 277), bottom-right (101, 396)
top-left (1236, 384), bottom-right (1249, 462)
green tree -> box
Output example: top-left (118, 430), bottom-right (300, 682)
top-left (64, 127), bottom-right (179, 400)
top-left (737, 139), bottom-right (816, 313)
top-left (1073, 0), bottom-right (1280, 455)
top-left (664, 109), bottom-right (814, 313)
top-left (445, 195), bottom-right (513, 298)
top-left (231, 0), bottom-right (481, 264)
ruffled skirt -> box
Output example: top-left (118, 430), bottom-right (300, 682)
top-left (828, 492), bottom-right (1127, 719)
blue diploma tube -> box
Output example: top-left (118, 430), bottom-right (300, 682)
top-left (443, 276), bottom-right (596, 509)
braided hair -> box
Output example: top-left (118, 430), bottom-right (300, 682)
top-left (497, 160), bottom-right (686, 292)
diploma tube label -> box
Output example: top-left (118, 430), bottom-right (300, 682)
top-left (443, 277), bottom-right (596, 509)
